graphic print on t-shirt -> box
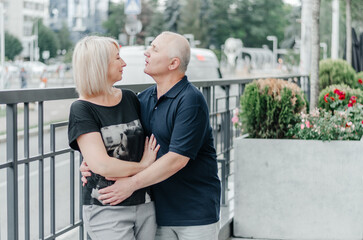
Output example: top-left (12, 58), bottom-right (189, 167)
top-left (88, 119), bottom-right (145, 205)
top-left (101, 119), bottom-right (144, 161)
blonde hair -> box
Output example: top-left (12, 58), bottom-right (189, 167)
top-left (160, 31), bottom-right (191, 73)
top-left (72, 35), bottom-right (120, 97)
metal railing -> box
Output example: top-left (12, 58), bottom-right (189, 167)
top-left (0, 74), bottom-right (309, 240)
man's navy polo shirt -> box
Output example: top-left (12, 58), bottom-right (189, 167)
top-left (138, 76), bottom-right (221, 226)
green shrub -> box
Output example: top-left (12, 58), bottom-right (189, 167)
top-left (288, 104), bottom-right (363, 141)
top-left (319, 59), bottom-right (356, 90)
top-left (239, 78), bottom-right (307, 138)
top-left (356, 72), bottom-right (363, 90)
top-left (318, 84), bottom-right (363, 112)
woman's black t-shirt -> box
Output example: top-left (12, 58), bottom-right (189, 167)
top-left (68, 89), bottom-right (151, 206)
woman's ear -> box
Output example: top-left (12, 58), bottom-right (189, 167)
top-left (168, 57), bottom-right (181, 70)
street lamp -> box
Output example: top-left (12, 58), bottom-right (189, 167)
top-left (267, 35), bottom-right (278, 67)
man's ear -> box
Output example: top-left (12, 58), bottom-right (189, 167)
top-left (168, 57), bottom-right (181, 70)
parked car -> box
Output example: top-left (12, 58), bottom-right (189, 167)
top-left (118, 44), bottom-right (222, 85)
top-left (21, 61), bottom-right (47, 75)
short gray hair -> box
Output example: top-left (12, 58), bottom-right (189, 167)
top-left (161, 32), bottom-right (191, 73)
top-left (72, 35), bottom-right (119, 97)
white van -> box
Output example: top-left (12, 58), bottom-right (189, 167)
top-left (118, 44), bottom-right (222, 85)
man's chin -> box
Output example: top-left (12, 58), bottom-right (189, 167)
top-left (144, 69), bottom-right (151, 76)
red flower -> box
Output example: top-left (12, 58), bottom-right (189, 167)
top-left (358, 79), bottom-right (363, 84)
top-left (330, 97), bottom-right (335, 101)
top-left (349, 96), bottom-right (357, 105)
top-left (338, 93), bottom-right (346, 100)
top-left (333, 89), bottom-right (346, 100)
top-left (333, 89), bottom-right (341, 95)
top-left (324, 93), bottom-right (329, 103)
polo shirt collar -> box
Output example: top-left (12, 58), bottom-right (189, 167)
top-left (151, 75), bottom-right (189, 99)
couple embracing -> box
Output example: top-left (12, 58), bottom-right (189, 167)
top-left (68, 31), bottom-right (221, 240)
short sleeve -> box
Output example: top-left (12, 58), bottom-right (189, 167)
top-left (168, 95), bottom-right (209, 160)
top-left (68, 101), bottom-right (100, 151)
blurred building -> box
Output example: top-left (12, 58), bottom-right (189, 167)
top-left (1, 0), bottom-right (109, 60)
top-left (48, 0), bottom-right (109, 43)
top-left (2, 0), bottom-right (49, 60)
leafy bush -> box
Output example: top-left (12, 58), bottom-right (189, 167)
top-left (288, 104), bottom-right (363, 141)
top-left (289, 84), bottom-right (363, 141)
top-left (318, 84), bottom-right (363, 112)
top-left (356, 72), bottom-right (363, 90)
top-left (319, 59), bottom-right (356, 90)
top-left (238, 78), bottom-right (307, 138)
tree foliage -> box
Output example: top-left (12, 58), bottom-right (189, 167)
top-left (5, 31), bottom-right (23, 60)
top-left (55, 22), bottom-right (73, 51)
top-left (231, 0), bottom-right (289, 48)
top-left (102, 2), bottom-right (126, 39)
top-left (164, 0), bottom-right (180, 32)
top-left (99, 0), bottom-right (363, 58)
top-left (207, 0), bottom-right (233, 48)
top-left (35, 20), bottom-right (60, 62)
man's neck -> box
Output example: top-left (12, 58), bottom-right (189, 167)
top-left (155, 73), bottom-right (185, 99)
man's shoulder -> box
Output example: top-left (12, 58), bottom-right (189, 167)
top-left (180, 84), bottom-right (207, 105)
top-left (138, 85), bottom-right (155, 99)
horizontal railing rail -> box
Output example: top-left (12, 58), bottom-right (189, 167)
top-left (0, 74), bottom-right (309, 240)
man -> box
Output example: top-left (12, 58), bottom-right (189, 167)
top-left (81, 32), bottom-right (221, 240)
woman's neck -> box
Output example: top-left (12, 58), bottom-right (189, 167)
top-left (80, 88), bottom-right (122, 106)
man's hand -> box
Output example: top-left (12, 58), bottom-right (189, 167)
top-left (80, 160), bottom-right (91, 186)
top-left (98, 177), bottom-right (135, 205)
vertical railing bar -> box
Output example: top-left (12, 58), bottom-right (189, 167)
top-left (24, 102), bottom-right (30, 240)
top-left (211, 86), bottom-right (216, 147)
top-left (202, 87), bottom-right (211, 111)
top-left (38, 101), bottom-right (44, 239)
top-left (6, 103), bottom-right (18, 240)
top-left (50, 124), bottom-right (56, 236)
top-left (70, 151), bottom-right (75, 225)
top-left (224, 85), bottom-right (231, 205)
top-left (79, 154), bottom-right (84, 240)
top-left (218, 159), bottom-right (226, 206)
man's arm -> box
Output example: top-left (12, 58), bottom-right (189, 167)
top-left (98, 151), bottom-right (189, 205)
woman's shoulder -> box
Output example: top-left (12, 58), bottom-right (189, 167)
top-left (121, 88), bottom-right (137, 97)
top-left (121, 88), bottom-right (139, 102)
top-left (70, 99), bottom-right (90, 109)
top-left (69, 99), bottom-right (97, 118)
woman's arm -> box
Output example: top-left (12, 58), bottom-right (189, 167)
top-left (77, 132), bottom-right (159, 178)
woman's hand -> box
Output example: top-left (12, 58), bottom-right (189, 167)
top-left (140, 134), bottom-right (160, 168)
top-left (80, 160), bottom-right (91, 186)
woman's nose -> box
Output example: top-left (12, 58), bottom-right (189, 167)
top-left (120, 58), bottom-right (127, 67)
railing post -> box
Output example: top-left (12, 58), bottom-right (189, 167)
top-left (50, 124), bottom-right (56, 237)
top-left (217, 159), bottom-right (227, 206)
top-left (224, 85), bottom-right (231, 161)
top-left (6, 104), bottom-right (18, 240)
top-left (202, 87), bottom-right (211, 111)
top-left (38, 101), bottom-right (44, 239)
top-left (24, 103), bottom-right (30, 240)
top-left (224, 85), bottom-right (231, 203)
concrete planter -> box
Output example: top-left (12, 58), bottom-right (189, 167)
top-left (234, 137), bottom-right (363, 240)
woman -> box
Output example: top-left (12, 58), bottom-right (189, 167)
top-left (68, 35), bottom-right (159, 240)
